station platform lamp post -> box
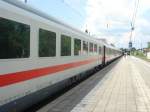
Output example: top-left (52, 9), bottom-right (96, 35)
top-left (129, 23), bottom-right (134, 55)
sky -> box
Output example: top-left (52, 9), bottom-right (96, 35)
top-left (19, 0), bottom-right (150, 48)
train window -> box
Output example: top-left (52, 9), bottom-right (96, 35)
top-left (89, 43), bottom-right (93, 52)
top-left (99, 47), bottom-right (101, 54)
top-left (108, 49), bottom-right (110, 55)
top-left (110, 49), bottom-right (112, 55)
top-left (61, 35), bottom-right (71, 56)
top-left (39, 29), bottom-right (56, 57)
top-left (0, 17), bottom-right (30, 59)
top-left (105, 48), bottom-right (108, 54)
top-left (74, 38), bottom-right (81, 56)
top-left (83, 41), bottom-right (88, 54)
top-left (94, 44), bottom-right (97, 52)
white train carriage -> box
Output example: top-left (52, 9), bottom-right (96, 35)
top-left (105, 45), bottom-right (122, 63)
top-left (0, 0), bottom-right (122, 112)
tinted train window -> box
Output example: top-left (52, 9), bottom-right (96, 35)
top-left (94, 44), bottom-right (97, 52)
top-left (39, 29), bottom-right (56, 57)
top-left (110, 49), bottom-right (112, 55)
top-left (74, 38), bottom-right (81, 56)
top-left (61, 35), bottom-right (71, 56)
top-left (89, 43), bottom-right (93, 52)
top-left (83, 41), bottom-right (88, 54)
top-left (0, 17), bottom-right (30, 59)
top-left (99, 47), bottom-right (101, 54)
top-left (106, 48), bottom-right (108, 54)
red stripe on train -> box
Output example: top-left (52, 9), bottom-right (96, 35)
top-left (0, 57), bottom-right (99, 87)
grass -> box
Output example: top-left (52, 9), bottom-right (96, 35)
top-left (135, 55), bottom-right (150, 62)
top-left (131, 51), bottom-right (150, 62)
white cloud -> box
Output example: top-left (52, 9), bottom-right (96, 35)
top-left (83, 0), bottom-right (150, 48)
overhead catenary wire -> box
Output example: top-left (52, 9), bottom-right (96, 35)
top-left (131, 0), bottom-right (140, 28)
top-left (60, 0), bottom-right (85, 19)
top-left (129, 0), bottom-right (140, 48)
top-left (59, 0), bottom-right (89, 33)
top-left (130, 0), bottom-right (140, 30)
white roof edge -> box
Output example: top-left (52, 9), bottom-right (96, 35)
top-left (2, 0), bottom-right (121, 51)
top-left (3, 0), bottom-right (88, 36)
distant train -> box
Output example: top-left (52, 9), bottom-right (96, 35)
top-left (0, 0), bottom-right (122, 112)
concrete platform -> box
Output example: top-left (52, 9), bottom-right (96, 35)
top-left (37, 56), bottom-right (150, 112)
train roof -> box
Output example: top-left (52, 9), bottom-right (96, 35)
top-left (2, 0), bottom-right (120, 51)
top-left (3, 0), bottom-right (90, 37)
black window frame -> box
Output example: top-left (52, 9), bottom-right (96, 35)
top-left (61, 34), bottom-right (71, 56)
top-left (0, 17), bottom-right (30, 59)
top-left (94, 44), bottom-right (97, 52)
top-left (89, 43), bottom-right (93, 52)
top-left (99, 46), bottom-right (102, 55)
top-left (39, 28), bottom-right (56, 57)
top-left (83, 41), bottom-right (88, 54)
top-left (74, 38), bottom-right (81, 56)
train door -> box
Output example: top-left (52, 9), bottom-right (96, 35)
top-left (102, 46), bottom-right (106, 65)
